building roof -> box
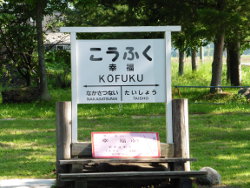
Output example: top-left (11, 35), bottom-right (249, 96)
top-left (45, 32), bottom-right (70, 45)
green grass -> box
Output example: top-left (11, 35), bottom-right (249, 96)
top-left (190, 113), bottom-right (250, 187)
top-left (0, 60), bottom-right (250, 187)
top-left (0, 119), bottom-right (56, 179)
top-left (1, 61), bottom-right (250, 119)
top-left (0, 114), bottom-right (249, 187)
top-left (0, 87), bottom-right (250, 119)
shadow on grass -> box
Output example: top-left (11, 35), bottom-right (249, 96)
top-left (0, 119), bottom-right (56, 179)
top-left (190, 114), bottom-right (250, 188)
top-left (0, 114), bottom-right (249, 187)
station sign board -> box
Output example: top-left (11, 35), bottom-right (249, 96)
top-left (76, 39), bottom-right (166, 104)
top-left (60, 26), bottom-right (181, 143)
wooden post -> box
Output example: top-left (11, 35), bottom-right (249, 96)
top-left (56, 101), bottom-right (72, 187)
top-left (172, 99), bottom-right (190, 171)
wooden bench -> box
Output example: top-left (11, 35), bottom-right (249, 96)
top-left (56, 100), bottom-right (207, 188)
top-left (59, 170), bottom-right (207, 188)
top-left (59, 170), bottom-right (207, 181)
top-left (59, 157), bottom-right (196, 172)
top-left (58, 158), bottom-right (206, 188)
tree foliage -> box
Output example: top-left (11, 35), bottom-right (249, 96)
top-left (0, 2), bottom-right (37, 87)
top-left (0, 0), bottom-right (67, 100)
top-left (26, 0), bottom-right (66, 100)
top-left (1, 0), bottom-right (249, 94)
top-left (65, 0), bottom-right (250, 91)
top-left (224, 0), bottom-right (250, 86)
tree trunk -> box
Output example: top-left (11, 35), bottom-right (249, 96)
top-left (210, 31), bottom-right (225, 93)
top-left (35, 0), bottom-right (50, 100)
top-left (191, 49), bottom-right (197, 71)
top-left (226, 47), bottom-right (230, 82)
top-left (226, 40), bottom-right (241, 86)
top-left (210, 0), bottom-right (226, 93)
top-left (199, 46), bottom-right (204, 62)
top-left (178, 50), bottom-right (185, 76)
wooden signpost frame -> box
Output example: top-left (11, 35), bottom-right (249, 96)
top-left (60, 26), bottom-right (181, 144)
top-left (56, 26), bottom-right (208, 188)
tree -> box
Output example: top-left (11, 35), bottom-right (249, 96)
top-left (34, 0), bottom-right (51, 100)
top-left (191, 49), bottom-right (197, 71)
top-left (35, 0), bottom-right (67, 100)
top-left (226, 40), bottom-right (241, 86)
top-left (197, 0), bottom-right (227, 93)
top-left (173, 33), bottom-right (187, 76)
top-left (1, 0), bottom-right (67, 99)
top-left (210, 29), bottom-right (225, 93)
top-left (66, 0), bottom-right (207, 76)
top-left (66, 0), bottom-right (250, 91)
top-left (198, 0), bottom-right (250, 92)
top-left (225, 0), bottom-right (250, 86)
top-left (0, 2), bottom-right (38, 87)
top-left (172, 10), bottom-right (206, 75)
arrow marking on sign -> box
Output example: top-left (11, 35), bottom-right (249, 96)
top-left (83, 84), bottom-right (159, 102)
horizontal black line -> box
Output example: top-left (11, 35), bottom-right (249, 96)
top-left (107, 47), bottom-right (117, 50)
top-left (90, 48), bottom-right (101, 51)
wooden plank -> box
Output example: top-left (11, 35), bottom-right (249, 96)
top-left (72, 142), bottom-right (92, 157)
top-left (71, 142), bottom-right (174, 158)
top-left (60, 158), bottom-right (197, 165)
top-left (161, 143), bottom-right (174, 157)
top-left (59, 171), bottom-right (207, 181)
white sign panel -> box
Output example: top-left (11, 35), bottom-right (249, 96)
top-left (76, 39), bottom-right (166, 104)
top-left (91, 132), bottom-right (161, 158)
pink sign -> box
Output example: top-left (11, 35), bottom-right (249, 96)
top-left (91, 132), bottom-right (161, 158)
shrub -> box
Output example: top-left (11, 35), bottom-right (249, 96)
top-left (1, 87), bottom-right (40, 103)
top-left (45, 50), bottom-right (71, 88)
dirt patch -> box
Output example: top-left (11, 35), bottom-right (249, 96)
top-left (131, 115), bottom-right (164, 119)
top-left (202, 92), bottom-right (233, 100)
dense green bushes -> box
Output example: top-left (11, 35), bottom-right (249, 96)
top-left (1, 87), bottom-right (40, 103)
top-left (45, 50), bottom-right (71, 88)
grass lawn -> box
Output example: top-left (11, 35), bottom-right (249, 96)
top-left (0, 113), bottom-right (249, 187)
top-left (0, 119), bottom-right (55, 179)
top-left (0, 61), bottom-right (250, 187)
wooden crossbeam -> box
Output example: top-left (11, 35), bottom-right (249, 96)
top-left (59, 158), bottom-right (197, 165)
top-left (59, 170), bottom-right (207, 181)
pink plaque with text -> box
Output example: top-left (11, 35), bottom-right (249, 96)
top-left (91, 132), bottom-right (161, 158)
